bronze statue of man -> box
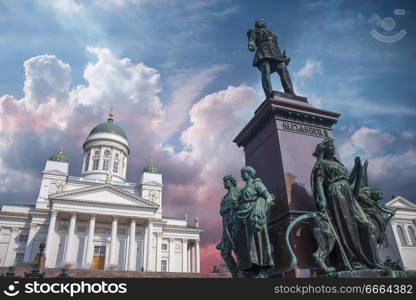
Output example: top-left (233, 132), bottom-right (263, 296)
top-left (216, 175), bottom-right (240, 278)
top-left (247, 19), bottom-right (295, 98)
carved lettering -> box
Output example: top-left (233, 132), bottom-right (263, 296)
top-left (281, 121), bottom-right (329, 138)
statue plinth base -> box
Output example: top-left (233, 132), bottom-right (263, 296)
top-left (233, 93), bottom-right (341, 277)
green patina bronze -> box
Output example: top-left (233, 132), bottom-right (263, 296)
top-left (218, 167), bottom-right (275, 278)
top-left (143, 159), bottom-right (160, 174)
top-left (216, 175), bottom-right (241, 278)
top-left (89, 115), bottom-right (127, 140)
top-left (247, 19), bottom-right (295, 99)
top-left (285, 137), bottom-right (400, 276)
top-left (48, 145), bottom-right (69, 162)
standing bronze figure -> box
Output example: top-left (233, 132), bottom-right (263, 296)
top-left (247, 19), bottom-right (295, 98)
top-left (310, 137), bottom-right (385, 270)
top-left (235, 166), bottom-right (275, 278)
top-left (216, 175), bottom-right (240, 278)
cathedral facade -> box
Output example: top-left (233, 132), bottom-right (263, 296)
top-left (0, 113), bottom-right (201, 272)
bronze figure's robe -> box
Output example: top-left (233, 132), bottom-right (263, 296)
top-left (235, 178), bottom-right (274, 270)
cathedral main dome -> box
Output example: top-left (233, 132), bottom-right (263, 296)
top-left (88, 115), bottom-right (127, 140)
top-left (82, 111), bottom-right (129, 183)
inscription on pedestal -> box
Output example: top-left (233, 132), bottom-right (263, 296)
top-left (282, 121), bottom-right (328, 138)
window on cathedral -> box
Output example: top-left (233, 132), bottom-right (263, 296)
top-left (408, 226), bottom-right (416, 245)
top-left (162, 243), bottom-right (168, 251)
top-left (397, 225), bottom-right (408, 246)
top-left (94, 246), bottom-right (106, 255)
top-left (161, 259), bottom-right (168, 272)
top-left (118, 228), bottom-right (126, 235)
top-left (93, 159), bottom-right (99, 170)
top-left (94, 150), bottom-right (100, 156)
top-left (113, 162), bottom-right (119, 173)
top-left (115, 153), bottom-right (119, 159)
top-left (103, 159), bottom-right (110, 171)
top-left (15, 253), bottom-right (24, 265)
top-left (18, 234), bottom-right (28, 243)
top-left (84, 152), bottom-right (90, 171)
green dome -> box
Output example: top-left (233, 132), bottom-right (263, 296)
top-left (143, 159), bottom-right (160, 174)
top-left (89, 117), bottom-right (127, 140)
top-left (49, 145), bottom-right (69, 162)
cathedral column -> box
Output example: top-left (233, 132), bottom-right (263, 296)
top-left (187, 243), bottom-right (191, 272)
top-left (146, 221), bottom-right (153, 271)
top-left (195, 240), bottom-right (200, 273)
top-left (23, 223), bottom-right (38, 263)
top-left (156, 233), bottom-right (162, 271)
top-left (142, 221), bottom-right (148, 270)
top-left (84, 214), bottom-right (95, 268)
top-left (128, 218), bottom-right (136, 271)
top-left (45, 210), bottom-right (58, 268)
top-left (109, 215), bottom-right (118, 268)
top-left (191, 242), bottom-right (196, 272)
top-left (182, 238), bottom-right (187, 272)
top-left (168, 238), bottom-right (175, 272)
top-left (64, 213), bottom-right (77, 265)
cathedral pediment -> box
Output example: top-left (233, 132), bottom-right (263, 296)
top-left (49, 184), bottom-right (159, 209)
top-left (385, 196), bottom-right (416, 210)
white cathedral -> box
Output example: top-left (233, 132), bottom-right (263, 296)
top-left (0, 112), bottom-right (201, 273)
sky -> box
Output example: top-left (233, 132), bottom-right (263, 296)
top-left (0, 0), bottom-right (415, 273)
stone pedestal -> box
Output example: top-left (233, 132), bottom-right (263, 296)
top-left (233, 92), bottom-right (341, 277)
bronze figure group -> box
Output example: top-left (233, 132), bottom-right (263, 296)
top-left (217, 166), bottom-right (275, 278)
top-left (285, 137), bottom-right (397, 275)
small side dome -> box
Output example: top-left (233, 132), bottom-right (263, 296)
top-left (88, 111), bottom-right (127, 140)
top-left (143, 159), bottom-right (160, 174)
top-left (49, 145), bottom-right (69, 162)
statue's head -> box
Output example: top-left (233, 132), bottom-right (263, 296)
top-left (369, 187), bottom-right (383, 201)
top-left (223, 174), bottom-right (237, 189)
top-left (241, 165), bottom-right (256, 181)
top-left (359, 187), bottom-right (383, 203)
top-left (255, 18), bottom-right (267, 29)
top-left (313, 137), bottom-right (335, 160)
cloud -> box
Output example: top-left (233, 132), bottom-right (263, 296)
top-left (0, 54), bottom-right (73, 132)
top-left (339, 127), bottom-right (395, 159)
top-left (160, 85), bottom-right (259, 255)
top-left (295, 59), bottom-right (323, 79)
top-left (338, 127), bottom-right (416, 200)
top-left (159, 64), bottom-right (227, 140)
top-left (40, 0), bottom-right (83, 13)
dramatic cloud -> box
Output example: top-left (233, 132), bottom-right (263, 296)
top-left (339, 127), bottom-right (416, 200)
top-left (0, 55), bottom-right (73, 132)
top-left (160, 85), bottom-right (259, 272)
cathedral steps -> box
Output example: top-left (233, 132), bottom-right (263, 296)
top-left (0, 266), bottom-right (231, 278)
